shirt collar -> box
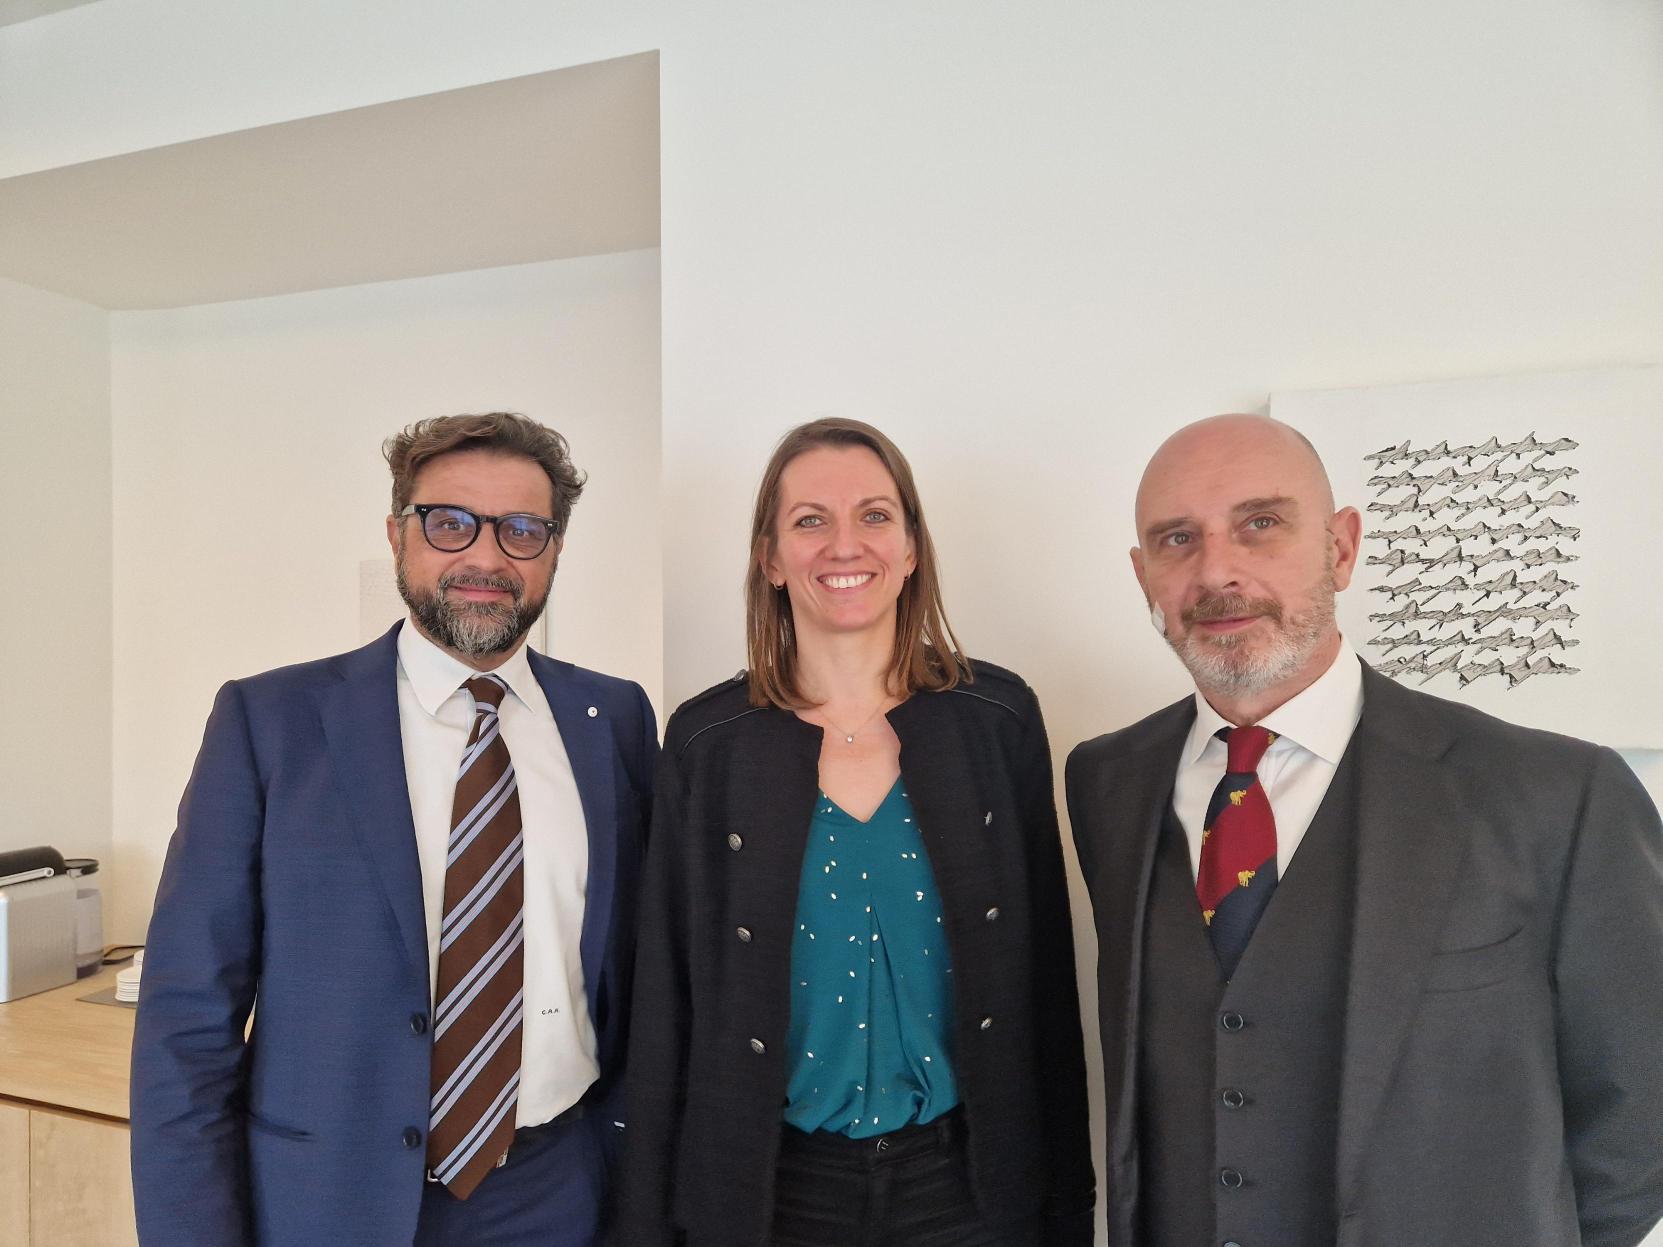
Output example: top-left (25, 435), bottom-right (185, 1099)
top-left (1183, 638), bottom-right (1365, 766)
top-left (396, 618), bottom-right (543, 718)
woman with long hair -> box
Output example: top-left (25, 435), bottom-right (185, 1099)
top-left (618, 419), bottom-right (1094, 1245)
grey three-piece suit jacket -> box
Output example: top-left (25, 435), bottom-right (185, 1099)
top-left (1067, 661), bottom-right (1663, 1247)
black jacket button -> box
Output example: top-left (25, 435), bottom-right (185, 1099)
top-left (410, 1012), bottom-right (428, 1035)
top-left (1221, 1088), bottom-right (1246, 1109)
top-left (1219, 1167), bottom-right (1244, 1189)
top-left (402, 1127), bottom-right (423, 1149)
top-left (1219, 1011), bottom-right (1245, 1032)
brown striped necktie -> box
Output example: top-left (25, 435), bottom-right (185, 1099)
top-left (426, 673), bottom-right (525, 1198)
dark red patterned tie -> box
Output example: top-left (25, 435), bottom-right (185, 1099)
top-left (426, 674), bottom-right (524, 1198)
top-left (1196, 725), bottom-right (1278, 979)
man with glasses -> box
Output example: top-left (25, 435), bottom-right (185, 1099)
top-left (132, 413), bottom-right (657, 1246)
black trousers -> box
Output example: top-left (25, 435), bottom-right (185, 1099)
top-left (769, 1110), bottom-right (1040, 1247)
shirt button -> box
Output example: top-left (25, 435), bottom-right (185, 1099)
top-left (985, 907), bottom-right (1000, 922)
top-left (979, 1016), bottom-right (993, 1030)
top-left (749, 1038), bottom-right (767, 1055)
top-left (736, 926), bottom-right (752, 942)
top-left (1220, 1088), bottom-right (1247, 1109)
top-left (409, 1012), bottom-right (428, 1036)
top-left (1223, 1241), bottom-right (1244, 1247)
top-left (1219, 1168), bottom-right (1245, 1189)
top-left (586, 705), bottom-right (598, 718)
top-left (1219, 1011), bottom-right (1245, 1032)
top-left (727, 833), bottom-right (744, 851)
top-left (402, 1127), bottom-right (423, 1149)
top-left (983, 811), bottom-right (993, 825)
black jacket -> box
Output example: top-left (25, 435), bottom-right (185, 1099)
top-left (617, 661), bottom-right (1095, 1246)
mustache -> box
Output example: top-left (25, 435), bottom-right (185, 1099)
top-left (1182, 593), bottom-right (1282, 627)
top-left (440, 570), bottom-right (521, 600)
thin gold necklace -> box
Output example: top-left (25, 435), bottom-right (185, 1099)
top-left (821, 700), bottom-right (888, 744)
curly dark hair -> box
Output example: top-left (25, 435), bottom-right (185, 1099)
top-left (384, 412), bottom-right (586, 531)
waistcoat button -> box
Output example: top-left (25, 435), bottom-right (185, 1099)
top-left (1219, 1167), bottom-right (1244, 1189)
top-left (1219, 1011), bottom-right (1245, 1032)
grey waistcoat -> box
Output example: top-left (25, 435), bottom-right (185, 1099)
top-left (1137, 751), bottom-right (1359, 1246)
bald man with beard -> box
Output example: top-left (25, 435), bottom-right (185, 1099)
top-left (1066, 415), bottom-right (1663, 1247)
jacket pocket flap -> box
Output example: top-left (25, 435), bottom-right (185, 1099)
top-left (245, 1108), bottom-right (313, 1141)
top-left (1424, 927), bottom-right (1527, 993)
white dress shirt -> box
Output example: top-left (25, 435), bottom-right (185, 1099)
top-left (1173, 640), bottom-right (1365, 882)
top-left (396, 621), bottom-right (598, 1127)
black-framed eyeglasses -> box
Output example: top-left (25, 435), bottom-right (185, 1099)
top-left (397, 503), bottom-right (560, 560)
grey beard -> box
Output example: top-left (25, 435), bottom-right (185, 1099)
top-left (1172, 575), bottom-right (1336, 698)
top-left (1176, 612), bottom-right (1321, 695)
top-left (396, 565), bottom-right (550, 658)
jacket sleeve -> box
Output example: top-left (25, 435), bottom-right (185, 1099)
top-left (129, 681), bottom-right (263, 1247)
top-left (1553, 746), bottom-right (1663, 1247)
top-left (614, 734), bottom-right (692, 1247)
top-left (1016, 685), bottom-right (1098, 1245)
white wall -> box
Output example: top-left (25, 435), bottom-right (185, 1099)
top-left (107, 249), bottom-right (661, 942)
top-left (6, 4), bottom-right (1659, 720)
top-left (0, 276), bottom-right (111, 863)
top-left (645, 13), bottom-right (1659, 1241)
top-left (5, 4), bottom-right (1662, 1243)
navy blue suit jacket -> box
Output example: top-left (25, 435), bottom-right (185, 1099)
top-left (130, 623), bottom-right (657, 1245)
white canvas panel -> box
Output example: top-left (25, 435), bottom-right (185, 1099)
top-left (1271, 367), bottom-right (1663, 749)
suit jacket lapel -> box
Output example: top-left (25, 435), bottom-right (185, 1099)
top-left (318, 624), bottom-right (428, 982)
top-left (1074, 700), bottom-right (1193, 1198)
top-left (533, 651), bottom-right (615, 1019)
top-left (1335, 669), bottom-right (1472, 1206)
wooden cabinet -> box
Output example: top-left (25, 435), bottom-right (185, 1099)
top-left (28, 1109), bottom-right (138, 1247)
top-left (0, 970), bottom-right (138, 1246)
top-left (1, 1102), bottom-right (29, 1245)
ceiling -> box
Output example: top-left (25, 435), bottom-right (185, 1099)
top-left (0, 51), bottom-right (660, 309)
top-left (0, 0), bottom-right (102, 28)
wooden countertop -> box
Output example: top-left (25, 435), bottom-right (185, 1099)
top-left (0, 967), bottom-right (134, 1121)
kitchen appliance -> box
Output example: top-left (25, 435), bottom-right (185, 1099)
top-left (0, 846), bottom-right (78, 1003)
top-left (63, 857), bottom-right (104, 978)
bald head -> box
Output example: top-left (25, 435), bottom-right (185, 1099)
top-left (1129, 412), bottom-right (1361, 722)
top-left (1136, 414), bottom-right (1335, 537)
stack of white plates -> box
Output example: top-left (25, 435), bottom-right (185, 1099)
top-left (115, 948), bottom-right (144, 1003)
